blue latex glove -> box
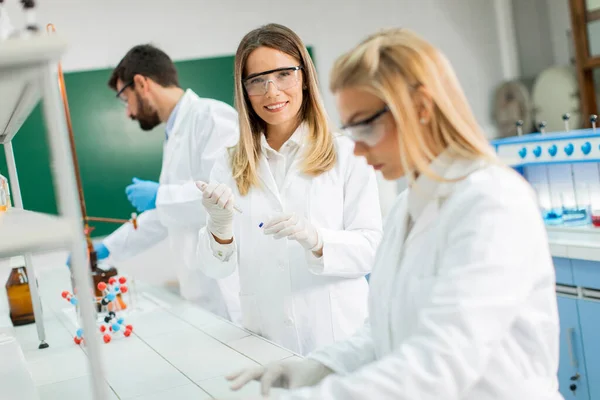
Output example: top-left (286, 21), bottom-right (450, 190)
top-left (125, 177), bottom-right (159, 212)
top-left (66, 243), bottom-right (110, 268)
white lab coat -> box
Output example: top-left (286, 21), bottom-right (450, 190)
top-left (104, 89), bottom-right (241, 321)
top-left (195, 126), bottom-right (383, 355)
top-left (284, 154), bottom-right (562, 399)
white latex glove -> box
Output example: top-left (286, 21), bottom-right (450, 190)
top-left (196, 181), bottom-right (235, 240)
top-left (227, 359), bottom-right (333, 396)
top-left (262, 212), bottom-right (322, 252)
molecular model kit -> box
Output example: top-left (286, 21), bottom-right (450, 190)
top-left (61, 276), bottom-right (134, 345)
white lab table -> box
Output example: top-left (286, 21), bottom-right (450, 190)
top-left (1, 262), bottom-right (299, 399)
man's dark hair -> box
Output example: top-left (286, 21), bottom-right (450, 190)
top-left (108, 44), bottom-right (180, 91)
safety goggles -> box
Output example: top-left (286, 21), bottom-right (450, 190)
top-left (340, 105), bottom-right (389, 146)
top-left (116, 81), bottom-right (134, 104)
top-left (243, 66), bottom-right (303, 96)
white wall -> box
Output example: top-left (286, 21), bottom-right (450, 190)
top-left (512, 0), bottom-right (555, 78)
top-left (547, 0), bottom-right (572, 66)
top-left (588, 0), bottom-right (600, 10)
top-left (512, 0), bottom-right (572, 78)
top-left (494, 0), bottom-right (520, 80)
top-left (5, 0), bottom-right (505, 137)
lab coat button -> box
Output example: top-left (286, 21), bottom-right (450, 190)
top-left (284, 318), bottom-right (294, 326)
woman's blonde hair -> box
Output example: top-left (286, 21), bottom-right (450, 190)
top-left (231, 23), bottom-right (336, 195)
top-left (330, 28), bottom-right (497, 183)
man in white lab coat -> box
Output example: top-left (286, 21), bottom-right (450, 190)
top-left (98, 44), bottom-right (240, 320)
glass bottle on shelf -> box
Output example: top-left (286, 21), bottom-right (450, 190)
top-left (5, 257), bottom-right (34, 326)
top-left (82, 226), bottom-right (125, 312)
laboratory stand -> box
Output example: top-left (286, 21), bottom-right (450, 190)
top-left (492, 114), bottom-right (600, 400)
top-left (0, 32), bottom-right (108, 398)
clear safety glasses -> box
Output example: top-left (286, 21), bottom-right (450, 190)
top-left (243, 66), bottom-right (303, 96)
top-left (116, 81), bottom-right (134, 105)
top-left (341, 105), bottom-right (390, 147)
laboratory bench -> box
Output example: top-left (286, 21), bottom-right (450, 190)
top-left (0, 260), bottom-right (297, 400)
top-left (1, 237), bottom-right (599, 400)
top-left (547, 225), bottom-right (600, 262)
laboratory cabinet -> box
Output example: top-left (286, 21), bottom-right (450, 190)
top-left (554, 257), bottom-right (600, 400)
top-left (556, 295), bottom-right (590, 399)
top-left (555, 257), bottom-right (575, 286)
top-left (576, 298), bottom-right (600, 399)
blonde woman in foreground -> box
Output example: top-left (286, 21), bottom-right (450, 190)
top-left (194, 23), bottom-right (382, 356)
top-left (227, 28), bottom-right (562, 400)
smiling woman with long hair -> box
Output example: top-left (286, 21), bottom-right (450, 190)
top-left (193, 23), bottom-right (383, 356)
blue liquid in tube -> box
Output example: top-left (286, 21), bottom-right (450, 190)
top-left (542, 208), bottom-right (563, 225)
top-left (561, 206), bottom-right (590, 226)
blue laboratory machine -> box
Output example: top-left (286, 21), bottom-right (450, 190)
top-left (492, 114), bottom-right (600, 228)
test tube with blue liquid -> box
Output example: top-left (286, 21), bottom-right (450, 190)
top-left (537, 121), bottom-right (563, 225)
top-left (560, 113), bottom-right (590, 226)
top-left (561, 190), bottom-right (591, 226)
top-left (533, 183), bottom-right (559, 225)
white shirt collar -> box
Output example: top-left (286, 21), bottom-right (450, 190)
top-left (261, 123), bottom-right (308, 157)
top-left (165, 94), bottom-right (184, 139)
top-left (407, 150), bottom-right (487, 222)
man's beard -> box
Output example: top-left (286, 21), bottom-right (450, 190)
top-left (134, 92), bottom-right (161, 131)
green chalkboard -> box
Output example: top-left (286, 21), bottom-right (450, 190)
top-left (0, 55), bottom-right (236, 237)
top-left (1, 48), bottom-right (314, 238)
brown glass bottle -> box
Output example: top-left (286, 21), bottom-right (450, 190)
top-left (86, 239), bottom-right (124, 312)
top-left (6, 266), bottom-right (35, 326)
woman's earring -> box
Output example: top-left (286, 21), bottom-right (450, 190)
top-left (420, 118), bottom-right (426, 125)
